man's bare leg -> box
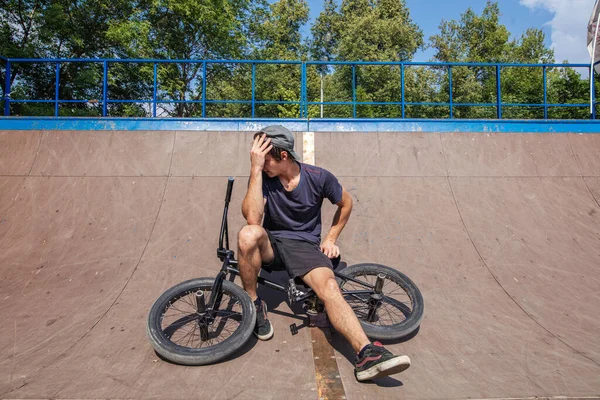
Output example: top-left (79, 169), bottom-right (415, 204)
top-left (237, 225), bottom-right (274, 301)
top-left (302, 267), bottom-right (371, 353)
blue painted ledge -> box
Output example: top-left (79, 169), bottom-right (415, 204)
top-left (1, 117), bottom-right (600, 133)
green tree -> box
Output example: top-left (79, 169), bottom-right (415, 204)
top-left (1, 0), bottom-right (138, 116)
top-left (310, 0), bottom-right (423, 117)
top-left (246, 0), bottom-right (309, 118)
top-left (545, 64), bottom-right (590, 119)
top-left (429, 1), bottom-right (557, 119)
top-left (107, 0), bottom-right (264, 117)
top-left (0, 0), bottom-right (265, 117)
top-left (310, 0), bottom-right (339, 68)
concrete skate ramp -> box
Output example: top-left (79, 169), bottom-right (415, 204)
top-left (0, 129), bottom-right (599, 399)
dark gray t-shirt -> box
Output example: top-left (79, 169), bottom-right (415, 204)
top-left (262, 162), bottom-right (343, 245)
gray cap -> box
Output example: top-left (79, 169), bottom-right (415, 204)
top-left (254, 125), bottom-right (300, 161)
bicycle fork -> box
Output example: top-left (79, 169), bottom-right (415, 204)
top-left (367, 273), bottom-right (386, 323)
top-left (194, 268), bottom-right (228, 341)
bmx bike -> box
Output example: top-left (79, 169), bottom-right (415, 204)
top-left (147, 178), bottom-right (424, 365)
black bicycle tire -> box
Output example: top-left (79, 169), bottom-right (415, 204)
top-left (147, 278), bottom-right (256, 365)
top-left (339, 263), bottom-right (424, 340)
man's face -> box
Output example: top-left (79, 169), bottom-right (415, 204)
top-left (263, 153), bottom-right (282, 177)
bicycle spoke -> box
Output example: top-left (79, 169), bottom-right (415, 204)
top-left (180, 294), bottom-right (197, 309)
top-left (167, 304), bottom-right (194, 315)
top-left (171, 320), bottom-right (197, 345)
top-left (339, 270), bottom-right (418, 329)
top-left (380, 302), bottom-right (400, 324)
top-left (160, 286), bottom-right (248, 349)
top-left (163, 313), bottom-right (198, 334)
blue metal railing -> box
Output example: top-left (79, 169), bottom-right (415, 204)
top-left (0, 57), bottom-right (598, 119)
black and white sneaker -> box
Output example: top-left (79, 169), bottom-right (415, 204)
top-left (253, 297), bottom-right (274, 340)
top-left (354, 341), bottom-right (411, 381)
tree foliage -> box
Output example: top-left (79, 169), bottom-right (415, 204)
top-left (0, 0), bottom-right (594, 119)
top-left (427, 1), bottom-right (589, 119)
top-left (309, 0), bottom-right (423, 117)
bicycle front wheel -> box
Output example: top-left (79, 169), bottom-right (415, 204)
top-left (147, 278), bottom-right (256, 365)
top-left (339, 263), bottom-right (424, 340)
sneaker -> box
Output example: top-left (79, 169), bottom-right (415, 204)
top-left (253, 297), bottom-right (274, 340)
top-left (354, 342), bottom-right (411, 381)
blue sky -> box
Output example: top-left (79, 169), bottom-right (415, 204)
top-left (287, 0), bottom-right (595, 63)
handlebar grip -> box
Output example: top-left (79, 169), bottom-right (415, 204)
top-left (225, 177), bottom-right (234, 203)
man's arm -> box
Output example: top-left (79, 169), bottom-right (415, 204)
top-left (242, 133), bottom-right (271, 225)
top-left (321, 187), bottom-right (353, 258)
top-left (242, 171), bottom-right (266, 225)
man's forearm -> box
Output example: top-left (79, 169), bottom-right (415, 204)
top-left (242, 169), bottom-right (264, 225)
top-left (324, 204), bottom-right (351, 243)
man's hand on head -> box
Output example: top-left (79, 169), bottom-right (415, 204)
top-left (320, 239), bottom-right (340, 259)
top-left (250, 133), bottom-right (273, 172)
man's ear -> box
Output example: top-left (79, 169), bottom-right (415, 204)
top-left (281, 151), bottom-right (289, 161)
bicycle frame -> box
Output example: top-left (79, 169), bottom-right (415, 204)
top-left (205, 178), bottom-right (382, 319)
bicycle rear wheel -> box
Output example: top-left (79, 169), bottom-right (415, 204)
top-left (339, 263), bottom-right (424, 340)
top-left (147, 278), bottom-right (255, 365)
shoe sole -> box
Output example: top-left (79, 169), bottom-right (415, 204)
top-left (356, 355), bottom-right (411, 381)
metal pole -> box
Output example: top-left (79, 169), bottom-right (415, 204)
top-left (320, 72), bottom-right (323, 118)
top-left (591, 18), bottom-right (600, 118)
top-left (496, 65), bottom-right (502, 119)
top-left (153, 63), bottom-right (157, 117)
top-left (102, 61), bottom-right (108, 117)
top-left (202, 61), bottom-right (207, 118)
top-left (352, 64), bottom-right (356, 118)
top-left (55, 62), bottom-right (60, 116)
top-left (299, 63), bottom-right (304, 118)
top-left (448, 66), bottom-right (453, 119)
top-left (543, 66), bottom-right (548, 119)
top-left (251, 63), bottom-right (256, 118)
top-left (3, 60), bottom-right (10, 116)
top-left (302, 62), bottom-right (307, 118)
top-left (401, 64), bottom-right (405, 118)
top-left (593, 69), bottom-right (597, 119)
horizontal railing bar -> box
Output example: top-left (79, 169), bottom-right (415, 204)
top-left (6, 58), bottom-right (303, 65)
top-left (2, 58), bottom-right (592, 69)
top-left (8, 99), bottom-right (592, 109)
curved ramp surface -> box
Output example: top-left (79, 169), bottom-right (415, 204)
top-left (0, 129), bottom-right (599, 399)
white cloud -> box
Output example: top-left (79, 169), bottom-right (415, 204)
top-left (520, 0), bottom-right (595, 63)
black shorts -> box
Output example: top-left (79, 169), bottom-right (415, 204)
top-left (262, 230), bottom-right (333, 280)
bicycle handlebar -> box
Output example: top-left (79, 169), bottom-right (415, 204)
top-left (225, 177), bottom-right (234, 204)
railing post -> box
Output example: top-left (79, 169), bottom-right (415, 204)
top-left (102, 61), bottom-right (108, 117)
top-left (401, 63), bottom-right (405, 118)
top-left (153, 63), bottom-right (157, 117)
top-left (592, 66), bottom-right (597, 120)
top-left (55, 62), bottom-right (60, 117)
top-left (3, 60), bottom-right (10, 116)
top-left (352, 64), bottom-right (356, 118)
top-left (302, 62), bottom-right (307, 118)
top-left (251, 63), bottom-right (256, 118)
top-left (543, 66), bottom-right (547, 119)
top-left (299, 62), bottom-right (303, 118)
top-left (448, 66), bottom-right (453, 119)
top-left (496, 64), bottom-right (502, 119)
top-left (202, 61), bottom-right (207, 118)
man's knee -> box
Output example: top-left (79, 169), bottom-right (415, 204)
top-left (318, 276), bottom-right (342, 302)
top-left (238, 225), bottom-right (266, 252)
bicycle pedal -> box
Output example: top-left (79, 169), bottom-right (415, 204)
top-left (290, 323), bottom-right (298, 336)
